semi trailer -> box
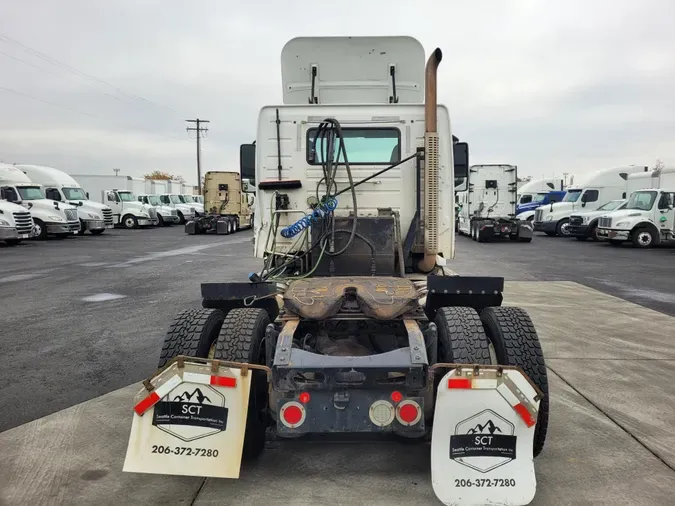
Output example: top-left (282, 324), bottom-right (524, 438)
top-left (15, 165), bottom-right (114, 235)
top-left (0, 163), bottom-right (79, 239)
top-left (457, 164), bottom-right (533, 242)
top-left (185, 171), bottom-right (254, 235)
top-left (125, 36), bottom-right (548, 506)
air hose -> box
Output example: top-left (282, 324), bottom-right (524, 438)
top-left (280, 197), bottom-right (338, 238)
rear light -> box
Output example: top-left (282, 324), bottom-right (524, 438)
top-left (369, 400), bottom-right (395, 427)
top-left (396, 400), bottom-right (422, 426)
top-left (390, 390), bottom-right (403, 403)
top-left (298, 392), bottom-right (311, 404)
top-left (280, 401), bottom-right (306, 428)
top-left (448, 378), bottom-right (471, 389)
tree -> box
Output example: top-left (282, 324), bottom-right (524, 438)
top-left (144, 170), bottom-right (185, 182)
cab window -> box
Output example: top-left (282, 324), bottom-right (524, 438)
top-left (45, 188), bottom-right (62, 201)
top-left (306, 127), bottom-right (401, 165)
top-left (582, 190), bottom-right (599, 203)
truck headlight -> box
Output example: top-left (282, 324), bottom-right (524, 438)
top-left (0, 219), bottom-right (11, 227)
top-left (88, 213), bottom-right (101, 220)
top-left (545, 215), bottom-right (553, 221)
top-left (615, 221), bottom-right (629, 228)
top-left (48, 215), bottom-right (64, 221)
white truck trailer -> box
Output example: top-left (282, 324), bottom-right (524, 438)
top-left (0, 199), bottom-right (35, 245)
top-left (0, 163), bottom-right (79, 239)
top-left (128, 37), bottom-right (549, 506)
top-left (15, 165), bottom-right (114, 235)
top-left (533, 165), bottom-right (649, 237)
top-left (597, 166), bottom-right (675, 247)
top-left (457, 164), bottom-right (533, 242)
top-left (69, 174), bottom-right (158, 228)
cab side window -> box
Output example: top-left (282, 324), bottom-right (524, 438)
top-left (583, 190), bottom-right (599, 203)
top-left (1, 186), bottom-right (18, 202)
top-left (46, 188), bottom-right (62, 201)
top-left (160, 195), bottom-right (169, 204)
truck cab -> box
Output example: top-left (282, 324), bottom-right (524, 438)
top-left (105, 190), bottom-right (157, 228)
top-left (15, 165), bottom-right (114, 235)
top-left (516, 190), bottom-right (566, 220)
top-left (0, 199), bottom-right (35, 245)
top-left (533, 165), bottom-right (649, 237)
top-left (158, 194), bottom-right (195, 224)
top-left (0, 163), bottom-right (79, 239)
top-left (179, 194), bottom-right (204, 216)
top-left (136, 194), bottom-right (179, 226)
top-left (597, 189), bottom-right (675, 247)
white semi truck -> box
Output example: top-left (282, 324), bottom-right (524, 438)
top-left (533, 165), bottom-right (649, 237)
top-left (157, 193), bottom-right (196, 224)
top-left (136, 36), bottom-right (549, 506)
top-left (0, 163), bottom-right (79, 239)
top-left (0, 199), bottom-right (35, 245)
top-left (69, 174), bottom-right (158, 228)
top-left (597, 166), bottom-right (675, 247)
top-left (456, 164), bottom-right (533, 242)
top-left (180, 194), bottom-right (204, 215)
top-left (15, 165), bottom-right (114, 235)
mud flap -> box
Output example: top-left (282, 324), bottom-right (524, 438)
top-left (431, 365), bottom-right (540, 506)
top-left (123, 357), bottom-right (256, 479)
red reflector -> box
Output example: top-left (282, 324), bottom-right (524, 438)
top-left (390, 391), bottom-right (403, 403)
top-left (210, 375), bottom-right (237, 388)
top-left (299, 392), bottom-right (311, 404)
top-left (398, 403), bottom-right (419, 424)
top-left (283, 405), bottom-right (303, 425)
top-left (514, 403), bottom-right (536, 427)
top-left (448, 378), bottom-right (472, 389)
top-left (134, 391), bottom-right (159, 415)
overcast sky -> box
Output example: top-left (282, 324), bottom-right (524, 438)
top-left (0, 0), bottom-right (673, 185)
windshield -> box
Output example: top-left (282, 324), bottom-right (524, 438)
top-left (182, 195), bottom-right (194, 203)
top-left (533, 193), bottom-right (548, 203)
top-left (118, 191), bottom-right (136, 202)
top-left (17, 186), bottom-right (45, 200)
top-left (63, 187), bottom-right (87, 200)
top-left (626, 191), bottom-right (657, 211)
top-left (563, 189), bottom-right (582, 202)
top-left (597, 200), bottom-right (624, 211)
top-left (147, 195), bottom-right (161, 206)
top-left (170, 195), bottom-right (182, 204)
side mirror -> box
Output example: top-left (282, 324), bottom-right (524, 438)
top-left (240, 143), bottom-right (256, 184)
top-left (453, 142), bottom-right (469, 179)
top-left (86, 192), bottom-right (89, 199)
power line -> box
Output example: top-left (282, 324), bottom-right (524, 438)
top-left (0, 32), bottom-right (181, 117)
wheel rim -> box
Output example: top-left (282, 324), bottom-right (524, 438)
top-left (125, 218), bottom-right (134, 228)
top-left (637, 231), bottom-right (652, 246)
top-left (560, 222), bottom-right (570, 236)
top-left (35, 223), bottom-right (42, 236)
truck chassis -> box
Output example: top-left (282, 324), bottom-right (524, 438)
top-left (466, 216), bottom-right (533, 243)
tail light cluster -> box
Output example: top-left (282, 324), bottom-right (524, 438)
top-left (279, 390), bottom-right (422, 429)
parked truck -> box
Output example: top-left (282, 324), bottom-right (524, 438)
top-left (137, 179), bottom-right (179, 226)
top-left (185, 171), bottom-right (254, 235)
top-left (567, 199), bottom-right (627, 241)
top-left (533, 165), bottom-right (649, 237)
top-left (0, 198), bottom-right (35, 245)
top-left (157, 193), bottom-right (196, 224)
top-left (130, 37), bottom-right (549, 506)
top-left (69, 174), bottom-right (158, 228)
top-left (597, 166), bottom-right (675, 247)
top-left (15, 165), bottom-right (114, 235)
top-left (457, 164), bottom-right (533, 242)
top-left (515, 178), bottom-right (566, 220)
top-left (0, 163), bottom-right (79, 239)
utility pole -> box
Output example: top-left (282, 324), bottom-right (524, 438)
top-left (186, 118), bottom-right (209, 194)
top-left (113, 168), bottom-right (120, 176)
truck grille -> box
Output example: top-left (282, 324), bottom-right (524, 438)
top-left (534, 209), bottom-right (543, 222)
top-left (170, 209), bottom-right (177, 216)
top-left (598, 217), bottom-right (612, 228)
top-left (570, 216), bottom-right (583, 226)
top-left (64, 209), bottom-right (78, 222)
top-left (148, 208), bottom-right (158, 219)
top-left (102, 208), bottom-right (113, 226)
top-left (12, 211), bottom-right (33, 235)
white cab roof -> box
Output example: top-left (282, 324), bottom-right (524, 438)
top-left (14, 164), bottom-right (80, 187)
top-left (281, 36), bottom-right (425, 105)
top-left (0, 163), bottom-right (33, 184)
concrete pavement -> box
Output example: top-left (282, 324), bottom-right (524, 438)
top-left (1, 281), bottom-right (674, 505)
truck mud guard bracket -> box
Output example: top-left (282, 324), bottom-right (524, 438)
top-left (424, 275), bottom-right (504, 314)
top-left (201, 282), bottom-right (280, 319)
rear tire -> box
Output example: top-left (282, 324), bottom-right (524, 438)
top-left (157, 308), bottom-right (225, 369)
top-left (213, 308), bottom-right (270, 460)
top-left (434, 307), bottom-right (491, 365)
top-left (480, 307), bottom-right (549, 458)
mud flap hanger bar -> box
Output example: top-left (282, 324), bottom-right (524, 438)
top-left (429, 363), bottom-right (543, 428)
top-left (142, 356), bottom-right (272, 394)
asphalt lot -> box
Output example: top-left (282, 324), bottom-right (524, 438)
top-left (1, 226), bottom-right (674, 505)
top-left (0, 227), bottom-right (673, 432)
